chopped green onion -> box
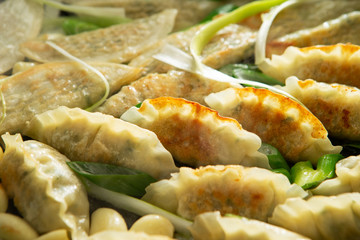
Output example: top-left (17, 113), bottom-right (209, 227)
top-left (220, 63), bottom-right (284, 86)
top-left (82, 178), bottom-right (193, 237)
top-left (67, 161), bottom-right (156, 197)
top-left (62, 18), bottom-right (100, 35)
top-left (291, 154), bottom-right (344, 190)
top-left (259, 143), bottom-right (290, 171)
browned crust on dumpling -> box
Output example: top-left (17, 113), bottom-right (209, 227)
top-left (224, 87), bottom-right (328, 162)
top-left (138, 97), bottom-right (245, 166)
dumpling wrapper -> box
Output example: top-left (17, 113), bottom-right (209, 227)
top-left (96, 70), bottom-right (237, 118)
top-left (0, 133), bottom-right (89, 238)
top-left (205, 87), bottom-right (342, 164)
top-left (24, 106), bottom-right (178, 179)
top-left (121, 97), bottom-right (269, 169)
top-left (142, 165), bottom-right (307, 222)
top-left (0, 61), bottom-right (142, 135)
top-left (20, 9), bottom-right (177, 63)
top-left (259, 44), bottom-right (360, 88)
top-left (0, 0), bottom-right (43, 74)
top-left (312, 155), bottom-right (360, 196)
top-left (189, 211), bottom-right (310, 240)
top-left (129, 23), bottom-right (257, 75)
top-left (279, 77), bottom-right (360, 140)
top-left (269, 193), bottom-right (360, 240)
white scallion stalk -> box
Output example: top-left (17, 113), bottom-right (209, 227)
top-left (255, 0), bottom-right (299, 65)
top-left (84, 179), bottom-right (193, 237)
top-left (153, 44), bottom-right (304, 104)
top-left (46, 41), bottom-right (110, 112)
top-left (32, 0), bottom-right (128, 22)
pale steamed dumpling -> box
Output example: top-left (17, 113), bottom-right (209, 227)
top-left (24, 106), bottom-right (178, 179)
top-left (0, 133), bottom-right (89, 239)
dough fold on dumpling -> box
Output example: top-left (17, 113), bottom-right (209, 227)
top-left (24, 106), bottom-right (178, 179)
top-left (269, 193), bottom-right (360, 240)
top-left (121, 97), bottom-right (269, 169)
top-left (205, 87), bottom-right (342, 164)
top-left (142, 165), bottom-right (307, 222)
top-left (189, 211), bottom-right (310, 240)
top-left (279, 76), bottom-right (360, 140)
top-left (20, 9), bottom-right (177, 63)
top-left (0, 133), bottom-right (89, 239)
top-left (259, 43), bottom-right (360, 88)
top-left (312, 155), bottom-right (360, 196)
top-left (0, 61), bottom-right (142, 135)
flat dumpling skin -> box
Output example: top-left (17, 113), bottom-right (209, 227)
top-left (121, 97), bottom-right (269, 169)
top-left (95, 70), bottom-right (237, 118)
top-left (269, 193), bottom-right (360, 240)
top-left (0, 133), bottom-right (89, 238)
top-left (24, 106), bottom-right (178, 179)
top-left (20, 9), bottom-right (177, 63)
top-left (189, 211), bottom-right (310, 240)
top-left (259, 44), bottom-right (360, 88)
top-left (142, 165), bottom-right (307, 222)
top-left (312, 155), bottom-right (360, 196)
top-left (279, 77), bottom-right (360, 140)
top-left (0, 61), bottom-right (141, 135)
top-left (205, 87), bottom-right (342, 164)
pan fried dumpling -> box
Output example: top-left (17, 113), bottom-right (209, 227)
top-left (189, 211), bottom-right (310, 240)
top-left (96, 70), bottom-right (237, 118)
top-left (205, 87), bottom-right (342, 164)
top-left (266, 11), bottom-right (360, 57)
top-left (259, 44), bottom-right (360, 87)
top-left (142, 165), bottom-right (307, 222)
top-left (24, 106), bottom-right (178, 179)
top-left (279, 77), bottom-right (360, 140)
top-left (269, 193), bottom-right (360, 240)
top-left (312, 155), bottom-right (360, 196)
top-left (121, 97), bottom-right (269, 168)
top-left (129, 23), bottom-right (256, 75)
top-left (0, 61), bottom-right (141, 135)
top-left (20, 9), bottom-right (177, 63)
top-left (0, 133), bottom-right (89, 238)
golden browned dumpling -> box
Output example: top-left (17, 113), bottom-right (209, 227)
top-left (205, 87), bottom-right (342, 164)
top-left (20, 9), bottom-right (177, 63)
top-left (0, 61), bottom-right (141, 135)
top-left (279, 77), bottom-right (360, 140)
top-left (259, 44), bottom-right (360, 88)
top-left (142, 165), bottom-right (307, 222)
top-left (121, 97), bottom-right (269, 168)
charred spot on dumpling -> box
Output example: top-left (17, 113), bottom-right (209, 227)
top-left (121, 97), bottom-right (269, 169)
